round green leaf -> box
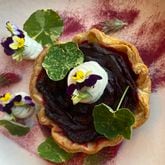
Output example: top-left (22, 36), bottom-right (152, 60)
top-left (38, 137), bottom-right (73, 163)
top-left (23, 9), bottom-right (63, 46)
top-left (93, 104), bottom-right (135, 139)
top-left (115, 108), bottom-right (135, 126)
top-left (0, 119), bottom-right (30, 136)
top-left (42, 42), bottom-right (84, 81)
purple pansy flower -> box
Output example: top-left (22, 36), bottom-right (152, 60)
top-left (12, 95), bottom-right (22, 102)
top-left (0, 95), bottom-right (21, 114)
top-left (6, 21), bottom-right (24, 38)
top-left (0, 94), bottom-right (35, 114)
top-left (67, 74), bottom-right (102, 96)
top-left (0, 104), bottom-right (3, 111)
top-left (1, 37), bottom-right (15, 55)
top-left (24, 96), bottom-right (35, 106)
top-left (17, 30), bottom-right (24, 38)
top-left (1, 21), bottom-right (25, 56)
top-left (67, 84), bottom-right (77, 96)
top-left (84, 74), bottom-right (102, 87)
top-left (2, 101), bottom-right (13, 114)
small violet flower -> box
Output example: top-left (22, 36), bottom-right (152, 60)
top-left (0, 104), bottom-right (3, 111)
top-left (24, 96), bottom-right (35, 107)
top-left (0, 93), bottom-right (35, 115)
top-left (1, 21), bottom-right (25, 56)
top-left (1, 37), bottom-right (15, 55)
top-left (67, 71), bottom-right (102, 97)
top-left (6, 21), bottom-right (24, 37)
top-left (84, 74), bottom-right (102, 87)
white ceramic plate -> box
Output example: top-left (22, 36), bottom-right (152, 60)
top-left (0, 0), bottom-right (165, 164)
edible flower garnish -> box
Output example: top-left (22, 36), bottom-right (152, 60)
top-left (68, 73), bottom-right (102, 105)
top-left (1, 37), bottom-right (15, 55)
top-left (6, 21), bottom-right (24, 37)
top-left (67, 74), bottom-right (102, 96)
top-left (24, 96), bottom-right (35, 106)
top-left (1, 21), bottom-right (25, 61)
top-left (0, 92), bottom-right (35, 117)
top-left (0, 92), bottom-right (35, 136)
top-left (0, 93), bottom-right (12, 104)
top-left (1, 21), bottom-right (43, 61)
top-left (72, 70), bottom-right (91, 83)
top-left (9, 36), bottom-right (25, 50)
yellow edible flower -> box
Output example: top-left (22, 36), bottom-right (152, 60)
top-left (9, 36), bottom-right (25, 50)
top-left (72, 70), bottom-right (91, 83)
top-left (0, 93), bottom-right (12, 103)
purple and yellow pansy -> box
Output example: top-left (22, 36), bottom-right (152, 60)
top-left (1, 22), bottom-right (25, 60)
top-left (0, 92), bottom-right (35, 115)
top-left (67, 69), bottom-right (102, 104)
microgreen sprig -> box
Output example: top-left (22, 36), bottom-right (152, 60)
top-left (116, 86), bottom-right (129, 111)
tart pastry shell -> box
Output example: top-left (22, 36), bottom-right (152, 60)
top-left (30, 29), bottom-right (151, 154)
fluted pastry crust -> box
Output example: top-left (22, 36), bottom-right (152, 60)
top-left (30, 29), bottom-right (151, 154)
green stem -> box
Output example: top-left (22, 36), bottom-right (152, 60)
top-left (116, 86), bottom-right (129, 111)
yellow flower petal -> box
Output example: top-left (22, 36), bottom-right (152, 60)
top-left (15, 36), bottom-right (25, 48)
top-left (9, 36), bottom-right (25, 50)
top-left (0, 93), bottom-right (12, 102)
top-left (9, 42), bottom-right (18, 50)
top-left (72, 70), bottom-right (86, 83)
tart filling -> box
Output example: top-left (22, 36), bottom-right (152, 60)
top-left (36, 42), bottom-right (138, 144)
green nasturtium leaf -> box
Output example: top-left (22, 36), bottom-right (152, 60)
top-left (42, 42), bottom-right (84, 81)
top-left (38, 137), bottom-right (73, 163)
top-left (0, 119), bottom-right (30, 136)
top-left (23, 9), bottom-right (63, 46)
top-left (93, 103), bottom-right (135, 139)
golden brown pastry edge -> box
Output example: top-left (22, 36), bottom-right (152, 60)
top-left (29, 29), bottom-right (151, 154)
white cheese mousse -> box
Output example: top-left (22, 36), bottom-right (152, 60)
top-left (11, 92), bottom-right (35, 119)
top-left (67, 61), bottom-right (108, 104)
top-left (23, 32), bottom-right (43, 60)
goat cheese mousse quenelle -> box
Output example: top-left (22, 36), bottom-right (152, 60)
top-left (67, 61), bottom-right (108, 104)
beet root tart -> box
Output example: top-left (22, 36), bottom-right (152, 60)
top-left (30, 29), bottom-right (151, 154)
